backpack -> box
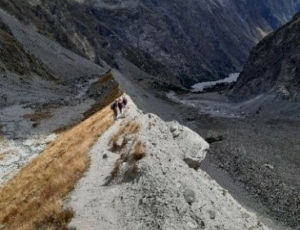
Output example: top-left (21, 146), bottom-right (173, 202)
top-left (111, 102), bottom-right (116, 110)
top-left (123, 97), bottom-right (127, 105)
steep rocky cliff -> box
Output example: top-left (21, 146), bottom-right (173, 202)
top-left (1, 0), bottom-right (300, 89)
top-left (230, 13), bottom-right (300, 101)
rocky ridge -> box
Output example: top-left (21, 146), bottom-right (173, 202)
top-left (66, 96), bottom-right (270, 230)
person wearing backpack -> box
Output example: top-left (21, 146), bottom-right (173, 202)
top-left (118, 98), bottom-right (124, 115)
top-left (122, 95), bottom-right (128, 108)
top-left (111, 99), bottom-right (118, 120)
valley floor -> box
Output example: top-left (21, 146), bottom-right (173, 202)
top-left (113, 72), bottom-right (300, 229)
top-left (162, 92), bottom-right (300, 230)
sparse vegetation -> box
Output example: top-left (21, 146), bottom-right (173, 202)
top-left (109, 121), bottom-right (140, 152)
top-left (110, 160), bottom-right (121, 180)
top-left (0, 105), bottom-right (115, 230)
top-left (108, 122), bottom-right (146, 183)
top-left (109, 139), bottom-right (146, 182)
top-left (107, 121), bottom-right (141, 181)
top-left (133, 140), bottom-right (146, 161)
top-left (110, 139), bottom-right (146, 180)
top-left (23, 110), bottom-right (52, 124)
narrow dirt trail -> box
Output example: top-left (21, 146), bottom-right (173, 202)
top-left (67, 97), bottom-right (141, 229)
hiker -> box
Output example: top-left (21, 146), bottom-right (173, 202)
top-left (118, 98), bottom-right (124, 115)
top-left (122, 95), bottom-right (128, 108)
top-left (111, 99), bottom-right (118, 120)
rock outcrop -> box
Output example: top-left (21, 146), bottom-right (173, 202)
top-left (67, 96), bottom-right (269, 230)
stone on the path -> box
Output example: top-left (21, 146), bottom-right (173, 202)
top-left (184, 188), bottom-right (196, 205)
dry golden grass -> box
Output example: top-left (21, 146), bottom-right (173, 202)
top-left (0, 105), bottom-right (114, 230)
top-left (109, 121), bottom-right (140, 151)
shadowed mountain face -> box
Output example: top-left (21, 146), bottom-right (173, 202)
top-left (1, 0), bottom-right (300, 89)
top-left (230, 13), bottom-right (300, 101)
top-left (85, 0), bottom-right (300, 86)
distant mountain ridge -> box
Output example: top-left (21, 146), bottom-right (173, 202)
top-left (77, 0), bottom-right (300, 86)
top-left (1, 0), bottom-right (300, 89)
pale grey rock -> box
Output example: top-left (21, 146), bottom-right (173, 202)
top-left (183, 157), bottom-right (202, 171)
top-left (208, 210), bottom-right (216, 220)
top-left (172, 130), bottom-right (180, 138)
top-left (170, 123), bottom-right (179, 133)
top-left (186, 221), bottom-right (198, 229)
top-left (264, 164), bottom-right (274, 170)
top-left (115, 135), bottom-right (125, 148)
top-left (184, 188), bottom-right (196, 205)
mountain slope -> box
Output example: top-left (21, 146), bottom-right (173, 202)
top-left (230, 12), bottom-right (300, 100)
top-left (76, 0), bottom-right (300, 85)
top-left (1, 0), bottom-right (300, 88)
top-left (0, 7), bottom-right (122, 187)
top-left (0, 7), bottom-right (120, 116)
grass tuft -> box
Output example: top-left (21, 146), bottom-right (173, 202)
top-left (109, 121), bottom-right (140, 152)
top-left (133, 141), bottom-right (146, 161)
top-left (110, 160), bottom-right (121, 180)
top-left (108, 129), bottom-right (146, 184)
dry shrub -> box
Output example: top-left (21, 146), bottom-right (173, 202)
top-left (110, 137), bottom-right (127, 152)
top-left (109, 121), bottom-right (140, 152)
top-left (109, 140), bottom-right (146, 183)
top-left (130, 162), bottom-right (138, 174)
top-left (23, 110), bottom-right (52, 122)
top-left (0, 104), bottom-right (115, 230)
top-left (120, 152), bottom-right (129, 162)
top-left (133, 141), bottom-right (146, 161)
top-left (110, 160), bottom-right (121, 180)
top-left (33, 208), bottom-right (75, 230)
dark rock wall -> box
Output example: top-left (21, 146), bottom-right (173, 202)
top-left (230, 13), bottom-right (300, 100)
